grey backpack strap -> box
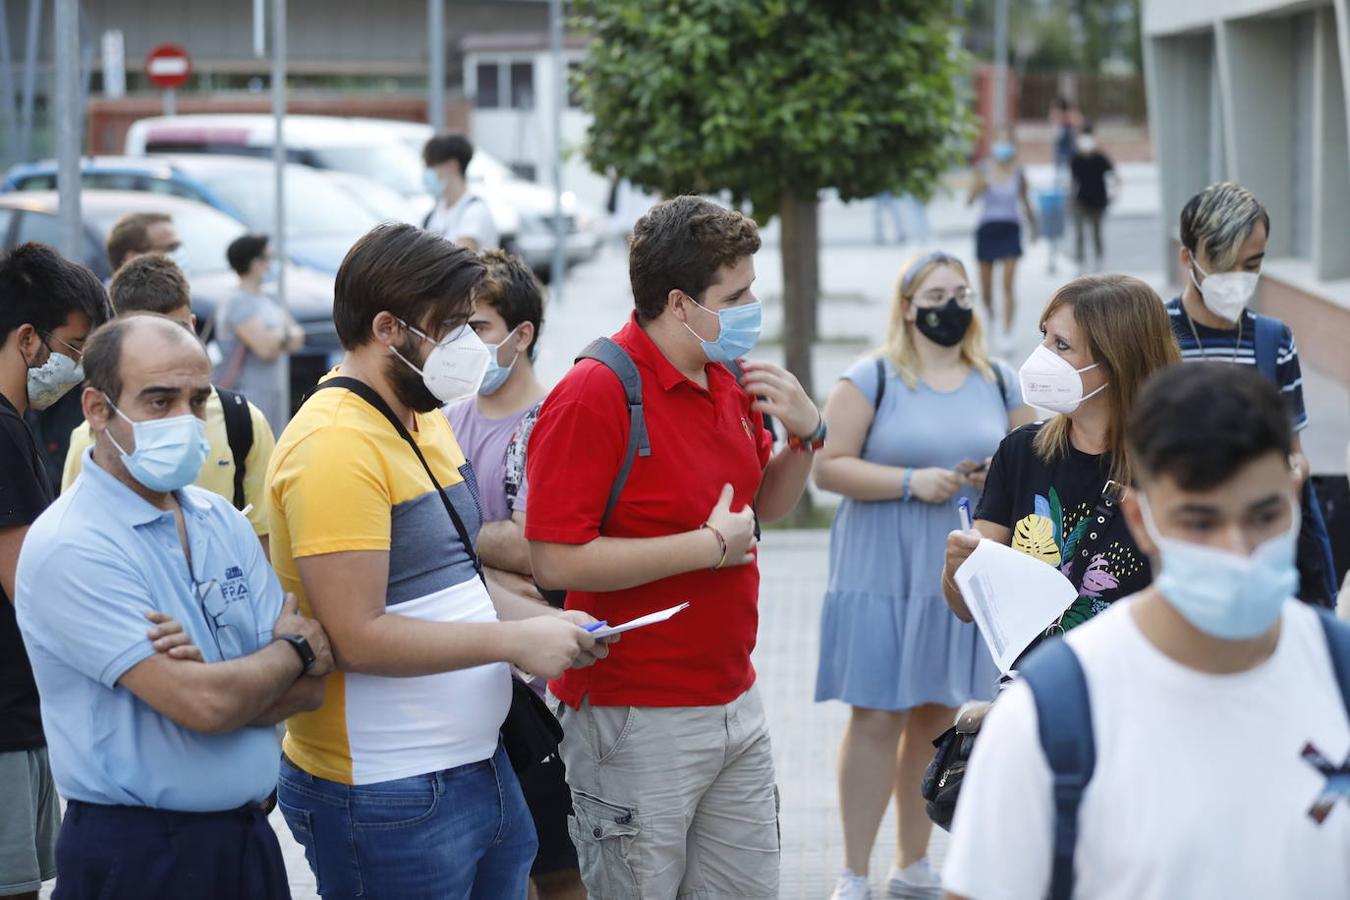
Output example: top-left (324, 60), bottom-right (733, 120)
top-left (576, 337), bottom-right (650, 532)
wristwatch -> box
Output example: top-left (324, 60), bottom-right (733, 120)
top-left (276, 633), bottom-right (316, 674)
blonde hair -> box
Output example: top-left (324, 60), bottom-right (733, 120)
top-left (882, 251), bottom-right (995, 390)
top-left (1032, 275), bottom-right (1182, 484)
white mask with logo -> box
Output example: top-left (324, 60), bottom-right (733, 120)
top-left (1190, 259), bottom-right (1259, 323)
top-left (1017, 343), bottom-right (1107, 415)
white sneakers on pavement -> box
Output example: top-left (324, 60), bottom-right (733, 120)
top-left (886, 857), bottom-right (943, 898)
top-left (829, 870), bottom-right (872, 900)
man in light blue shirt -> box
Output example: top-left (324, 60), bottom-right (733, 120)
top-left (15, 315), bottom-right (332, 900)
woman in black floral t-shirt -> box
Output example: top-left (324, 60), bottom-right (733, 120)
top-left (942, 275), bottom-right (1181, 631)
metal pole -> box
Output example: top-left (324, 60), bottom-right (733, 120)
top-left (428, 0), bottom-right (445, 131)
top-left (19, 0), bottom-right (41, 163)
top-left (253, 0), bottom-right (266, 58)
top-left (163, 87), bottom-right (176, 116)
top-left (992, 0), bottom-right (1009, 134)
top-left (272, 0), bottom-right (287, 309)
top-left (0, 10), bottom-right (19, 167)
top-left (54, 0), bottom-right (80, 259)
top-left (548, 0), bottom-right (564, 301)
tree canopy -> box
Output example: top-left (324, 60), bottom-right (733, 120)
top-left (573, 0), bottom-right (972, 222)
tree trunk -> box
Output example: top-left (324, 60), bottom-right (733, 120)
top-left (779, 191), bottom-right (818, 400)
top-left (778, 191), bottom-right (818, 524)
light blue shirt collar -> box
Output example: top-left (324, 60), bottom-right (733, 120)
top-left (78, 445), bottom-right (212, 526)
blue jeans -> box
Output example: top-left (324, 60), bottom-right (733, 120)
top-left (278, 744), bottom-right (536, 900)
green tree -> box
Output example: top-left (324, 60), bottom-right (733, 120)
top-left (573, 0), bottom-right (971, 401)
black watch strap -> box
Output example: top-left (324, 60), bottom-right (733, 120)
top-left (276, 633), bottom-right (315, 674)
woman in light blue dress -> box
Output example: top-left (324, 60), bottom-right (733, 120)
top-left (813, 251), bottom-right (1031, 900)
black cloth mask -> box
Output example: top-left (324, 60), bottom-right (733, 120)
top-left (914, 298), bottom-right (973, 347)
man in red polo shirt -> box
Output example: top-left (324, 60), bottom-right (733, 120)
top-left (526, 196), bottom-right (822, 897)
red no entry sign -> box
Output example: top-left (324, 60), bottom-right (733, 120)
top-left (145, 44), bottom-right (192, 91)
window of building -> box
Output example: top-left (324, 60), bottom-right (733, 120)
top-left (476, 61), bottom-right (501, 109)
top-left (510, 62), bottom-right (535, 110)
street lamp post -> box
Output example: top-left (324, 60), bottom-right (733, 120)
top-left (54, 0), bottom-right (81, 260)
top-left (549, 0), bottom-right (565, 302)
top-left (429, 0), bottom-right (445, 132)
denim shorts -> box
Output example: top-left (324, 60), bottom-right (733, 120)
top-left (278, 742), bottom-right (537, 900)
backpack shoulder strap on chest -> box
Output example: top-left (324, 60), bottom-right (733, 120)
top-left (1252, 313), bottom-right (1282, 382)
top-left (214, 386), bottom-right (254, 511)
top-left (575, 337), bottom-right (651, 532)
top-left (1019, 638), bottom-right (1096, 900)
top-left (1317, 610), bottom-right (1350, 721)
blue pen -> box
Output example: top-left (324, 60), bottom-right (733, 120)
top-left (582, 621), bottom-right (609, 633)
top-left (958, 497), bottom-right (973, 531)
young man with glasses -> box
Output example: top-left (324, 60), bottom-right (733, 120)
top-left (16, 314), bottom-right (333, 899)
top-left (268, 224), bottom-right (608, 898)
top-left (0, 243), bottom-right (106, 900)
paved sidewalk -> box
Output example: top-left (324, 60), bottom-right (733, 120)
top-left (254, 531), bottom-right (883, 900)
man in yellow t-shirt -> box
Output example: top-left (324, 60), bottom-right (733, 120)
top-left (62, 256), bottom-right (274, 550)
top-left (268, 223), bottom-right (610, 899)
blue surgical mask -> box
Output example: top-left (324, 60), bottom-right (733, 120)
top-left (422, 169), bottom-right (447, 199)
top-left (478, 324), bottom-right (522, 397)
top-left (992, 141), bottom-right (1016, 163)
top-left (1140, 496), bottom-right (1299, 640)
top-left (683, 297), bottom-right (763, 364)
top-left (104, 397), bottom-right (210, 493)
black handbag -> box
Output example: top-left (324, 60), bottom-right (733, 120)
top-left (920, 480), bottom-right (1123, 829)
top-left (308, 378), bottom-right (563, 774)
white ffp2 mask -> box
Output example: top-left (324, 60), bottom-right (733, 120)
top-left (1191, 260), bottom-right (1259, 322)
top-left (1018, 343), bottom-right (1107, 415)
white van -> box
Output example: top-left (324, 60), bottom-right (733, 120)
top-left (124, 114), bottom-right (602, 275)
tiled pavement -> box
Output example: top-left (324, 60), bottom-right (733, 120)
top-left (257, 529), bottom-right (912, 900)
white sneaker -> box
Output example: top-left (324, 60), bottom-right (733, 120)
top-left (830, 870), bottom-right (872, 900)
top-left (886, 857), bottom-right (942, 899)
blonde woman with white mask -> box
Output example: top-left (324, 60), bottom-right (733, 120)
top-left (814, 252), bottom-right (1032, 900)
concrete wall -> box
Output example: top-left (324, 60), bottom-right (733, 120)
top-left (1143, 0), bottom-right (1350, 376)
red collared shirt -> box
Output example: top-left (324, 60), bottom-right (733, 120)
top-left (525, 315), bottom-right (773, 708)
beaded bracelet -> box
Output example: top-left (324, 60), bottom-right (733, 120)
top-left (901, 467), bottom-right (914, 501)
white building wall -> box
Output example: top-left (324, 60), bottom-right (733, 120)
top-left (465, 49), bottom-right (611, 213)
top-left (1144, 0), bottom-right (1350, 295)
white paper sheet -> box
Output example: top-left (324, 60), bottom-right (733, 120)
top-left (588, 602), bottom-right (691, 639)
top-left (954, 540), bottom-right (1079, 673)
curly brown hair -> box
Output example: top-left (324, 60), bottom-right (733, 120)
top-left (628, 196), bottom-right (761, 323)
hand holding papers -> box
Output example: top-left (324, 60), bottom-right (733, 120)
top-left (953, 540), bottom-right (1078, 673)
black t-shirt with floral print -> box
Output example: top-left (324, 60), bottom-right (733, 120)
top-left (975, 423), bottom-right (1151, 630)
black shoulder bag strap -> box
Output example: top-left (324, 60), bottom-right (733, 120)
top-left (1060, 480), bottom-right (1125, 595)
top-left (215, 386), bottom-right (255, 511)
top-left (575, 337), bottom-right (651, 532)
top-left (308, 378), bottom-right (483, 581)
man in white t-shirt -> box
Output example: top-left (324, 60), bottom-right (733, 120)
top-left (421, 132), bottom-right (499, 251)
top-left (943, 362), bottom-right (1350, 900)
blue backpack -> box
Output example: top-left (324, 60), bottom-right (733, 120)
top-left (1251, 315), bottom-right (1339, 606)
top-left (1020, 610), bottom-right (1350, 900)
